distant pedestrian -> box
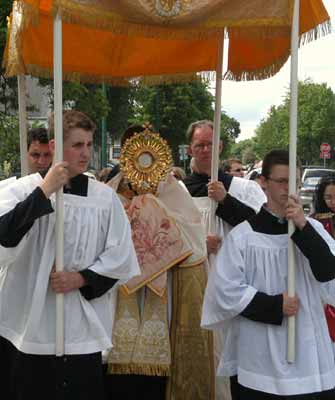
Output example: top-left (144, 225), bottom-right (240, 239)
top-left (27, 127), bottom-right (52, 174)
top-left (222, 158), bottom-right (245, 178)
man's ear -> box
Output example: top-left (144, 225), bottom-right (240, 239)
top-left (49, 139), bottom-right (55, 153)
top-left (259, 175), bottom-right (267, 189)
top-left (187, 144), bottom-right (193, 157)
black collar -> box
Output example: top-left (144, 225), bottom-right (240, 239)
top-left (64, 174), bottom-right (88, 196)
top-left (183, 168), bottom-right (233, 197)
top-left (39, 170), bottom-right (88, 196)
top-left (248, 206), bottom-right (288, 234)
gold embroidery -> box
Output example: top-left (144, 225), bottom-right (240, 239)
top-left (108, 289), bottom-right (170, 376)
top-left (167, 263), bottom-right (215, 400)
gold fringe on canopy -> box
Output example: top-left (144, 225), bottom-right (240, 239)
top-left (224, 55), bottom-right (290, 82)
top-left (4, 0), bottom-right (331, 84)
top-left (12, 0), bottom-right (329, 41)
top-left (225, 19), bottom-right (332, 82)
top-left (53, 0), bottom-right (287, 41)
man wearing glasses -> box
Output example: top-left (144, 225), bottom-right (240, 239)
top-left (183, 120), bottom-right (266, 400)
top-left (202, 149), bottom-right (335, 400)
top-left (183, 119), bottom-right (266, 255)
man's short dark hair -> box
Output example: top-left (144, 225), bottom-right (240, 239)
top-left (27, 128), bottom-right (49, 149)
top-left (121, 124), bottom-right (145, 147)
top-left (222, 158), bottom-right (243, 173)
top-left (48, 110), bottom-right (96, 140)
top-left (186, 120), bottom-right (213, 144)
top-left (262, 150), bottom-right (301, 178)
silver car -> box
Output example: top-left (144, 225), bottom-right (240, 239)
top-left (299, 176), bottom-right (322, 213)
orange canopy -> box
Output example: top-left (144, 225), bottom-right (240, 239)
top-left (4, 0), bottom-right (330, 83)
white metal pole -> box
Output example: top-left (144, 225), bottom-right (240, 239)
top-left (287, 0), bottom-right (300, 364)
top-left (54, 12), bottom-right (65, 357)
top-left (17, 75), bottom-right (28, 176)
top-left (209, 33), bottom-right (224, 234)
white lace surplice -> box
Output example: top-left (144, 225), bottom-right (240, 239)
top-left (202, 217), bottom-right (335, 396)
top-left (0, 174), bottom-right (140, 355)
top-left (193, 177), bottom-right (266, 400)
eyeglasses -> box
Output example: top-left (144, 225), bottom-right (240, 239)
top-left (268, 177), bottom-right (301, 186)
top-left (192, 142), bottom-right (213, 151)
top-left (231, 168), bottom-right (244, 173)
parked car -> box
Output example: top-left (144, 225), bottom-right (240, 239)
top-left (299, 176), bottom-right (322, 213)
top-left (301, 167), bottom-right (335, 184)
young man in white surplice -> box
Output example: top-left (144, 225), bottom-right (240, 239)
top-left (202, 149), bottom-right (335, 400)
top-left (0, 110), bottom-right (140, 400)
top-left (183, 120), bottom-right (266, 400)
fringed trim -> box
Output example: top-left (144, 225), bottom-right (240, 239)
top-left (15, 0), bottom-right (40, 28)
top-left (225, 19), bottom-right (331, 82)
top-left (3, 6), bottom-right (26, 76)
top-left (208, 15), bottom-right (291, 32)
top-left (227, 25), bottom-right (290, 39)
top-left (299, 20), bottom-right (332, 47)
top-left (139, 72), bottom-right (205, 86)
top-left (51, 0), bottom-right (222, 40)
top-left (6, 63), bottom-right (214, 86)
top-left (107, 363), bottom-right (170, 377)
top-left (224, 54), bottom-right (290, 82)
top-left (49, 0), bottom-right (310, 42)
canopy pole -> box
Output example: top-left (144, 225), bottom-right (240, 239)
top-left (18, 75), bottom-right (28, 176)
top-left (209, 32), bottom-right (224, 234)
top-left (54, 12), bottom-right (65, 357)
top-left (287, 0), bottom-right (300, 364)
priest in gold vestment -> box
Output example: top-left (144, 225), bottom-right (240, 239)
top-left (104, 125), bottom-right (214, 400)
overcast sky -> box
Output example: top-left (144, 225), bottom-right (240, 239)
top-left (218, 0), bottom-right (335, 142)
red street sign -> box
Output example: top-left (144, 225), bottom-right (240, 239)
top-left (320, 143), bottom-right (331, 152)
top-left (320, 152), bottom-right (331, 159)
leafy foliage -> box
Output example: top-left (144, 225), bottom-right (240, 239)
top-left (252, 80), bottom-right (335, 166)
top-left (0, 114), bottom-right (20, 176)
top-left (231, 138), bottom-right (258, 166)
top-left (132, 81), bottom-right (240, 164)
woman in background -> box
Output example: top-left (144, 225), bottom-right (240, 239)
top-left (312, 173), bottom-right (335, 343)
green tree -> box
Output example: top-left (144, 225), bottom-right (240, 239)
top-left (230, 138), bottom-right (257, 166)
top-left (0, 114), bottom-right (20, 175)
top-left (220, 111), bottom-right (241, 158)
top-left (132, 81), bottom-right (240, 164)
top-left (106, 85), bottom-right (136, 141)
top-left (41, 80), bottom-right (110, 124)
top-left (132, 81), bottom-right (214, 163)
top-left (253, 104), bottom-right (289, 157)
top-left (253, 80), bottom-right (335, 165)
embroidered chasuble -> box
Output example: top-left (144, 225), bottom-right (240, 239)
top-left (107, 173), bottom-right (215, 400)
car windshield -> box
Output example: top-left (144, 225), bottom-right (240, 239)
top-left (302, 177), bottom-right (320, 188)
top-left (304, 169), bottom-right (334, 180)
